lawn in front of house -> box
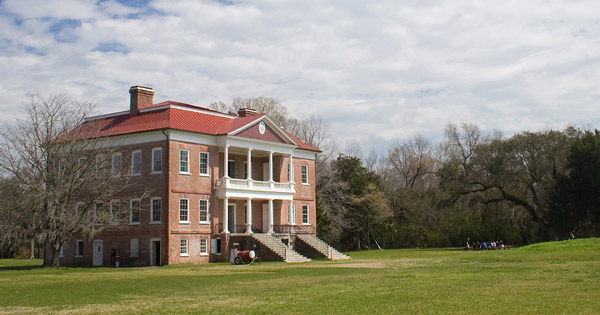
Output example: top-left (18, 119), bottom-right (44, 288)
top-left (0, 238), bottom-right (599, 314)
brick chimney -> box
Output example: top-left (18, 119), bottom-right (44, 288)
top-left (238, 108), bottom-right (259, 117)
top-left (129, 86), bottom-right (154, 115)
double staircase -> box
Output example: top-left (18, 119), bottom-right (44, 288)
top-left (252, 234), bottom-right (311, 263)
top-left (297, 234), bottom-right (350, 260)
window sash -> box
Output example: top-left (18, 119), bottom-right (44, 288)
top-left (131, 151), bottom-right (141, 175)
top-left (130, 199), bottom-right (140, 223)
top-left (301, 165), bottom-right (308, 184)
top-left (151, 198), bottom-right (161, 223)
top-left (76, 240), bottom-right (83, 257)
top-left (180, 150), bottom-right (190, 173)
top-left (152, 148), bottom-right (162, 173)
top-left (199, 199), bottom-right (208, 223)
top-left (112, 153), bottom-right (122, 176)
top-left (199, 152), bottom-right (209, 175)
top-left (200, 238), bottom-right (208, 254)
top-left (180, 239), bottom-right (188, 255)
top-left (179, 199), bottom-right (189, 222)
top-left (302, 205), bottom-right (309, 224)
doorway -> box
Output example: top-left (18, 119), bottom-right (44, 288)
top-left (150, 239), bottom-right (161, 266)
top-left (228, 204), bottom-right (236, 233)
top-left (93, 240), bottom-right (103, 266)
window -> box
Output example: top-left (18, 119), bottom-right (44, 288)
top-left (301, 165), bottom-right (308, 184)
top-left (211, 238), bottom-right (221, 254)
top-left (94, 202), bottom-right (104, 225)
top-left (199, 199), bottom-right (208, 223)
top-left (180, 239), bottom-right (189, 256)
top-left (59, 245), bottom-right (64, 258)
top-left (76, 202), bottom-right (85, 214)
top-left (290, 203), bottom-right (296, 225)
top-left (76, 240), bottom-right (83, 257)
top-left (110, 200), bottom-right (120, 225)
top-left (200, 238), bottom-right (208, 255)
top-left (112, 153), bottom-right (122, 177)
top-left (130, 238), bottom-right (139, 257)
top-left (152, 148), bottom-right (162, 173)
top-left (131, 150), bottom-right (142, 175)
top-left (180, 149), bottom-right (190, 173)
top-left (302, 205), bottom-right (309, 224)
top-left (199, 152), bottom-right (209, 175)
top-left (77, 157), bottom-right (87, 179)
top-left (95, 154), bottom-right (105, 177)
top-left (151, 198), bottom-right (161, 223)
top-left (130, 199), bottom-right (140, 224)
top-left (179, 198), bottom-right (189, 222)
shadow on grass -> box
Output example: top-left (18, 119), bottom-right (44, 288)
top-left (0, 264), bottom-right (44, 271)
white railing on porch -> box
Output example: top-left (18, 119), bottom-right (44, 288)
top-left (216, 178), bottom-right (295, 192)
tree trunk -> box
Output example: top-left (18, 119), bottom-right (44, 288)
top-left (29, 239), bottom-right (35, 259)
top-left (50, 241), bottom-right (61, 268)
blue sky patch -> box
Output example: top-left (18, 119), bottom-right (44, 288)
top-left (49, 19), bottom-right (81, 43)
top-left (94, 41), bottom-right (129, 53)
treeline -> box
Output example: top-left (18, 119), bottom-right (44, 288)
top-left (316, 123), bottom-right (600, 250)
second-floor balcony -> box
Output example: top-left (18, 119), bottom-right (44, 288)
top-left (215, 177), bottom-right (295, 194)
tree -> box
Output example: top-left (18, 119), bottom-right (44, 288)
top-left (209, 96), bottom-right (288, 126)
top-left (0, 93), bottom-right (137, 267)
top-left (551, 129), bottom-right (600, 237)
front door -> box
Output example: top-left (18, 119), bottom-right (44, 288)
top-left (228, 204), bottom-right (236, 233)
top-left (93, 240), bottom-right (103, 266)
top-left (262, 204), bottom-right (269, 233)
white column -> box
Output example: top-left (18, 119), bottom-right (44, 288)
top-left (246, 198), bottom-right (253, 233)
top-left (269, 151), bottom-right (274, 182)
top-left (224, 145), bottom-right (229, 178)
top-left (288, 201), bottom-right (293, 225)
top-left (247, 148), bottom-right (252, 180)
top-left (223, 198), bottom-right (229, 233)
top-left (289, 154), bottom-right (294, 183)
top-left (268, 199), bottom-right (274, 233)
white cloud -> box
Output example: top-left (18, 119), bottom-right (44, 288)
top-left (1, 0), bottom-right (600, 153)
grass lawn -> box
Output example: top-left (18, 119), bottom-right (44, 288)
top-left (1, 238), bottom-right (599, 314)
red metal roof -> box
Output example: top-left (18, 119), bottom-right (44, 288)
top-left (80, 102), bottom-right (320, 152)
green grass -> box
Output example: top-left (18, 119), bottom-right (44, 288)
top-left (1, 238), bottom-right (599, 314)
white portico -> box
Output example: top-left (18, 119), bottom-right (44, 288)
top-left (214, 136), bottom-right (299, 234)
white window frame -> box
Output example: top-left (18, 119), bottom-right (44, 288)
top-left (94, 201), bottom-right (104, 225)
top-left (59, 245), bottom-right (64, 258)
top-left (76, 201), bottom-right (85, 214)
top-left (301, 165), bottom-right (308, 185)
top-left (95, 154), bottom-right (105, 177)
top-left (179, 198), bottom-right (190, 223)
top-left (200, 238), bottom-right (208, 255)
top-left (199, 151), bottom-right (209, 176)
top-left (180, 149), bottom-right (190, 174)
top-left (130, 238), bottom-right (139, 257)
top-left (111, 152), bottom-right (122, 177)
top-left (151, 197), bottom-right (162, 223)
top-left (75, 240), bottom-right (84, 257)
top-left (302, 204), bottom-right (309, 225)
top-left (180, 238), bottom-right (189, 256)
top-left (77, 157), bottom-right (87, 179)
top-left (130, 198), bottom-right (141, 224)
top-left (151, 147), bottom-right (162, 174)
top-left (110, 200), bottom-right (120, 225)
top-left (199, 199), bottom-right (209, 223)
top-left (131, 150), bottom-right (142, 176)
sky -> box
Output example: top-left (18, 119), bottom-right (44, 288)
top-left (1, 0), bottom-right (600, 154)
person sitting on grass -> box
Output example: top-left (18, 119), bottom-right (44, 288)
top-left (481, 241), bottom-right (487, 250)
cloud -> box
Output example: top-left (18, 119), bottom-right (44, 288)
top-left (1, 0), bottom-right (600, 153)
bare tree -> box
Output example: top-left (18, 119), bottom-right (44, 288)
top-left (386, 134), bottom-right (437, 190)
top-left (0, 93), bottom-right (138, 267)
top-left (209, 96), bottom-right (289, 126)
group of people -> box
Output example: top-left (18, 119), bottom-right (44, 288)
top-left (465, 238), bottom-right (506, 250)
